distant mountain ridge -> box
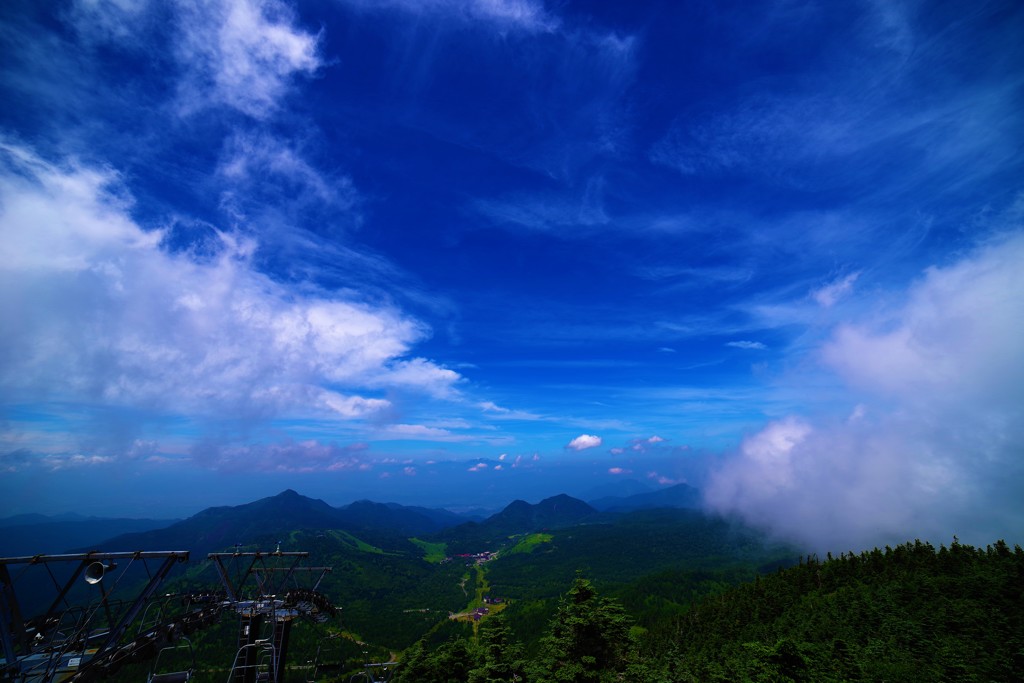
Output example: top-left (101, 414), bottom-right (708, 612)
top-left (87, 489), bottom-right (474, 557)
top-left (0, 512), bottom-right (100, 528)
top-left (42, 487), bottom-right (707, 560)
top-left (486, 494), bottom-right (598, 531)
top-left (336, 500), bottom-right (466, 537)
top-left (432, 494), bottom-right (603, 552)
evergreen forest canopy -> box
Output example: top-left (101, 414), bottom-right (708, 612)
top-left (394, 541), bottom-right (1024, 683)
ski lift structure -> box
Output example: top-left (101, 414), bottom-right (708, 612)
top-left (0, 546), bottom-right (338, 683)
top-left (208, 548), bottom-right (336, 683)
top-left (305, 632), bottom-right (349, 682)
top-left (0, 551), bottom-right (190, 682)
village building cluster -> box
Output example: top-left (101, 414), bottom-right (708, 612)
top-left (449, 551), bottom-right (496, 566)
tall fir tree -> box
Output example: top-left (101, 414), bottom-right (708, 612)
top-left (469, 614), bottom-right (528, 683)
top-left (531, 574), bottom-right (635, 683)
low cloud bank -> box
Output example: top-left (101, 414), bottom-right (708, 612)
top-left (706, 232), bottom-right (1024, 552)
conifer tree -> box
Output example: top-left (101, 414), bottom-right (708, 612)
top-left (469, 613), bottom-right (527, 683)
top-left (531, 574), bottom-right (634, 683)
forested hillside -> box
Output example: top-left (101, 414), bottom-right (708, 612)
top-left (661, 539), bottom-right (1024, 681)
top-left (398, 539), bottom-right (1024, 682)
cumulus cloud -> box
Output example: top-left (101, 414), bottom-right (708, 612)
top-left (706, 233), bottom-right (1024, 551)
top-left (566, 434), bottom-right (602, 451)
top-left (320, 392), bottom-right (391, 418)
top-left (373, 359), bottom-right (463, 399)
top-left (0, 142), bottom-right (461, 459)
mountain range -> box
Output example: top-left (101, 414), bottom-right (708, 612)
top-left (0, 483), bottom-right (704, 559)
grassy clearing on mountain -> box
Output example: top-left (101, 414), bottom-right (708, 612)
top-left (409, 538), bottom-right (448, 563)
top-left (504, 533), bottom-right (553, 556)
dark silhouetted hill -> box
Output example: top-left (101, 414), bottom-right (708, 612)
top-left (336, 500), bottom-right (467, 537)
top-left (482, 494), bottom-right (598, 534)
top-left (436, 494), bottom-right (600, 551)
top-left (85, 490), bottom-right (472, 556)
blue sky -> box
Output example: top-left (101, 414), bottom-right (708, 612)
top-left (1, 0), bottom-right (1022, 550)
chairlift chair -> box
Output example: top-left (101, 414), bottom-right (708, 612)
top-left (226, 638), bottom-right (278, 683)
top-left (148, 637), bottom-right (195, 683)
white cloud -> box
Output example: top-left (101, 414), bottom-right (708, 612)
top-left (67, 0), bottom-right (151, 45)
top-left (726, 340), bottom-right (767, 350)
top-left (364, 358), bottom-right (463, 400)
top-left (218, 132), bottom-right (357, 211)
top-left (193, 438), bottom-right (371, 473)
top-left (706, 233), bottom-right (1024, 551)
top-left (338, 0), bottom-right (558, 33)
top-left (0, 142), bottom-right (461, 455)
top-left (647, 471), bottom-right (682, 486)
top-left (566, 434), bottom-right (602, 451)
top-left (380, 424), bottom-right (459, 440)
top-left (42, 454), bottom-right (115, 470)
top-left (608, 466), bottom-right (630, 475)
top-left (320, 391), bottom-right (391, 418)
top-left (175, 0), bottom-right (322, 118)
top-left (477, 400), bottom-right (545, 421)
top-left (822, 236), bottom-right (1024, 406)
top-left (812, 272), bottom-right (860, 307)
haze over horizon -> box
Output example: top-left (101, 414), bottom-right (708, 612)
top-left (2, 0), bottom-right (1022, 552)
